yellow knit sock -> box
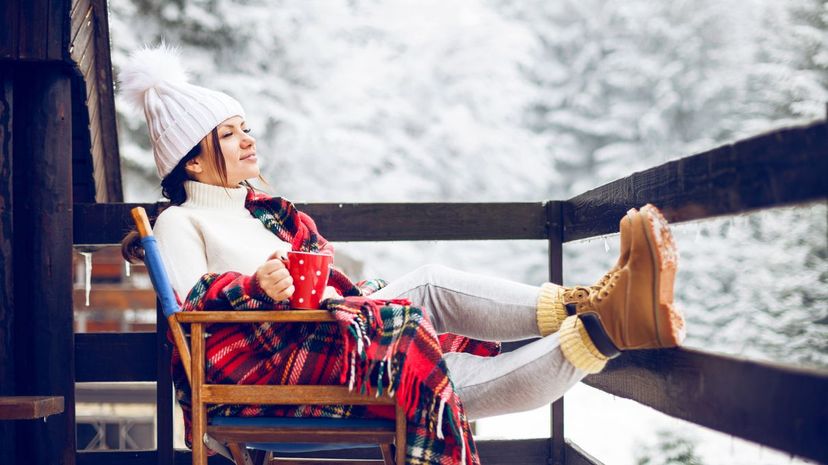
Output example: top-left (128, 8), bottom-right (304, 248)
top-left (536, 283), bottom-right (569, 336)
top-left (559, 315), bottom-right (608, 374)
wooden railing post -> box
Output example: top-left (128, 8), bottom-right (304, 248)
top-left (12, 62), bottom-right (76, 465)
top-left (546, 201), bottom-right (565, 465)
top-left (156, 303), bottom-right (174, 465)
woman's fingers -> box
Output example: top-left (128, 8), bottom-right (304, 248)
top-left (261, 273), bottom-right (293, 301)
top-left (259, 258), bottom-right (287, 274)
top-left (272, 284), bottom-right (295, 301)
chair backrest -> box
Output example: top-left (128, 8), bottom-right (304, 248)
top-left (131, 207), bottom-right (180, 318)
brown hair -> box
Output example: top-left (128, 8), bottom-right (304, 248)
top-left (121, 127), bottom-right (264, 263)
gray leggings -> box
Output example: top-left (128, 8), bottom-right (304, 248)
top-left (369, 264), bottom-right (586, 420)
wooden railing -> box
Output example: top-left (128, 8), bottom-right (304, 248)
top-left (72, 120), bottom-right (828, 465)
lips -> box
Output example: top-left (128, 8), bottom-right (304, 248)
top-left (240, 153), bottom-right (257, 161)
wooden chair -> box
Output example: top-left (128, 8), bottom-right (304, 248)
top-left (131, 207), bottom-right (406, 465)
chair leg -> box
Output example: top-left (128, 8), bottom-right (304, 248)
top-left (191, 324), bottom-right (208, 465)
top-left (228, 442), bottom-right (253, 465)
top-left (379, 444), bottom-right (394, 465)
top-left (395, 405), bottom-right (406, 465)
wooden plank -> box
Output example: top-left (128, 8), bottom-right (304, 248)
top-left (175, 310), bottom-right (337, 324)
top-left (0, 68), bottom-right (14, 465)
top-left (583, 347), bottom-right (828, 464)
top-left (70, 0), bottom-right (92, 52)
top-left (156, 307), bottom-right (175, 465)
top-left (191, 323), bottom-right (208, 465)
top-left (75, 439), bottom-right (556, 465)
top-left (75, 332), bottom-right (156, 382)
top-left (565, 441), bottom-right (605, 465)
top-left (565, 121), bottom-right (828, 241)
top-left (76, 451), bottom-right (156, 465)
top-left (75, 383), bottom-right (155, 404)
top-left (0, 396), bottom-right (64, 420)
top-left (47, 0), bottom-right (69, 60)
top-left (12, 63), bottom-right (75, 465)
top-left (90, 0), bottom-right (123, 202)
top-left (17, 0), bottom-right (49, 59)
top-left (75, 26), bottom-right (95, 84)
top-left (547, 201), bottom-right (564, 465)
top-left (0, 0), bottom-right (20, 59)
top-left (73, 202), bottom-right (548, 245)
top-left (208, 426), bottom-right (396, 444)
top-left (201, 385), bottom-right (396, 406)
top-left (71, 72), bottom-right (96, 202)
top-left (73, 287), bottom-right (156, 309)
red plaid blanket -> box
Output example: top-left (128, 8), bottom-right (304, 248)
top-left (169, 190), bottom-right (501, 464)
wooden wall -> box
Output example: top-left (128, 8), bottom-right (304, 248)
top-left (0, 0), bottom-right (123, 203)
top-left (69, 0), bottom-right (122, 203)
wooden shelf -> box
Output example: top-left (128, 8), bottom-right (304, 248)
top-left (0, 396), bottom-right (64, 420)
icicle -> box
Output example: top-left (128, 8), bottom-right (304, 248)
top-left (80, 251), bottom-right (92, 307)
top-left (124, 259), bottom-right (131, 277)
top-left (603, 236), bottom-right (610, 253)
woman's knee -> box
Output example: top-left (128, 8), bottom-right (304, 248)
top-left (410, 263), bottom-right (454, 283)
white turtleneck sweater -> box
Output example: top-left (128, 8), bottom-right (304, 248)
top-left (153, 181), bottom-right (292, 299)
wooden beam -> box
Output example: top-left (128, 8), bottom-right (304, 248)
top-left (90, 0), bottom-right (122, 202)
top-left (75, 332), bottom-right (156, 382)
top-left (584, 347), bottom-right (828, 464)
top-left (207, 426), bottom-right (396, 444)
top-left (564, 441), bottom-right (605, 465)
top-left (17, 0), bottom-right (49, 59)
top-left (73, 287), bottom-right (157, 310)
top-left (73, 439), bottom-right (587, 465)
top-left (12, 62), bottom-right (75, 465)
top-left (0, 66), bottom-right (15, 465)
top-left (46, 0), bottom-right (68, 60)
top-left (564, 121), bottom-right (828, 241)
top-left (547, 201), bottom-right (564, 465)
top-left (0, 396), bottom-right (64, 420)
top-left (0, 0), bottom-right (20, 59)
top-left (201, 385), bottom-right (396, 406)
top-left (73, 202), bottom-right (549, 245)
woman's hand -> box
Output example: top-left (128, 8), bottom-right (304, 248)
top-left (255, 252), bottom-right (294, 301)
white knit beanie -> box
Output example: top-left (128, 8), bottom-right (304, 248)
top-left (119, 44), bottom-right (245, 178)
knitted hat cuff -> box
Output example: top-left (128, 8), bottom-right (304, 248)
top-left (536, 283), bottom-right (568, 336)
top-left (559, 315), bottom-right (608, 374)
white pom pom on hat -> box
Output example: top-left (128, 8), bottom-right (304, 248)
top-left (118, 43), bottom-right (245, 179)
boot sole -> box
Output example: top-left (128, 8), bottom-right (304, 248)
top-left (639, 204), bottom-right (686, 347)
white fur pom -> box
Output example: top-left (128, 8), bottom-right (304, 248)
top-left (119, 43), bottom-right (189, 109)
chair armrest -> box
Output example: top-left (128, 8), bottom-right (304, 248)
top-left (175, 310), bottom-right (337, 324)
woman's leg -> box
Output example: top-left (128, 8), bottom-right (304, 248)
top-left (369, 263), bottom-right (548, 341)
top-left (443, 330), bottom-right (600, 420)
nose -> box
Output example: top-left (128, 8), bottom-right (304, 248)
top-left (241, 131), bottom-right (255, 147)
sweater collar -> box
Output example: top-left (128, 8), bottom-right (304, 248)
top-left (181, 181), bottom-right (249, 210)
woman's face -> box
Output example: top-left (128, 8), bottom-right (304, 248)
top-left (187, 116), bottom-right (259, 187)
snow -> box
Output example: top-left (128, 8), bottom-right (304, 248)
top-left (106, 0), bottom-right (827, 462)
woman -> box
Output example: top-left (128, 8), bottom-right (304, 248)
top-left (120, 45), bottom-right (684, 464)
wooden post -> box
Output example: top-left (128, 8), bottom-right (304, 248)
top-left (546, 201), bottom-right (565, 465)
top-left (0, 64), bottom-right (16, 465)
top-left (191, 323), bottom-right (207, 465)
top-left (11, 62), bottom-right (75, 465)
top-left (157, 304), bottom-right (174, 465)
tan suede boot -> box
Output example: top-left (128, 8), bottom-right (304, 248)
top-left (580, 204), bottom-right (685, 350)
top-left (537, 209), bottom-right (634, 335)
